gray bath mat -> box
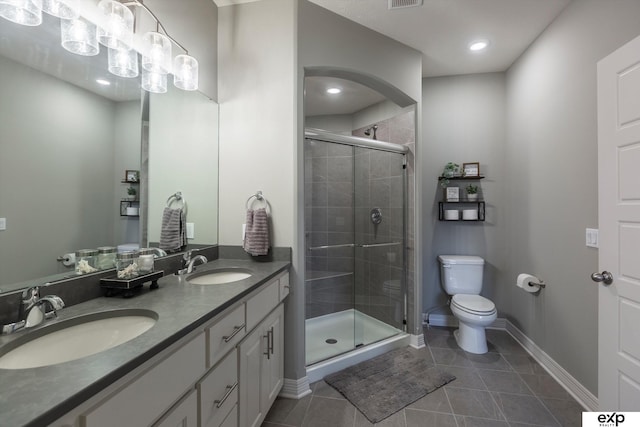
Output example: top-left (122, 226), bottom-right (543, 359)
top-left (324, 347), bottom-right (456, 423)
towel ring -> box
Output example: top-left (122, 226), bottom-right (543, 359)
top-left (167, 191), bottom-right (187, 214)
top-left (246, 190), bottom-right (271, 214)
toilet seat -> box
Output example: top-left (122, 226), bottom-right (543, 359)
top-left (451, 294), bottom-right (496, 315)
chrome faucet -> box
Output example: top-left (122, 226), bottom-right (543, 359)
top-left (150, 247), bottom-right (167, 258)
top-left (2, 286), bottom-right (65, 335)
top-left (177, 251), bottom-right (208, 275)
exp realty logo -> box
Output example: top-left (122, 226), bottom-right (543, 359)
top-left (583, 412), bottom-right (640, 427)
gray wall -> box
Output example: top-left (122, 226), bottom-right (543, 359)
top-left (422, 0), bottom-right (640, 397)
top-left (503, 0), bottom-right (640, 396)
top-left (421, 73), bottom-right (507, 314)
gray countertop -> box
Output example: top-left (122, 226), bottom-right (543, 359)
top-left (0, 258), bottom-right (290, 427)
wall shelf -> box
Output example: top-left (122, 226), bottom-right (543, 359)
top-left (439, 201), bottom-right (485, 221)
top-left (437, 175), bottom-right (485, 181)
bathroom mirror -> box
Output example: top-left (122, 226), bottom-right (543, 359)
top-left (0, 15), bottom-right (218, 294)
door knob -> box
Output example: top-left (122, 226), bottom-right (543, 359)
top-left (591, 271), bottom-right (613, 285)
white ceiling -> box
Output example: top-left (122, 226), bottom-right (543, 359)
top-left (308, 0), bottom-right (572, 78)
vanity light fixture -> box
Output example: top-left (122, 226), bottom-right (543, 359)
top-left (96, 78), bottom-right (111, 85)
top-left (97, 0), bottom-right (133, 50)
top-left (468, 40), bottom-right (489, 51)
top-left (327, 87), bottom-right (342, 94)
top-left (42, 0), bottom-right (78, 19)
top-left (141, 68), bottom-right (167, 93)
top-left (0, 0), bottom-right (199, 92)
top-left (142, 31), bottom-right (171, 74)
top-left (61, 16), bottom-right (99, 56)
top-left (0, 0), bottom-right (43, 26)
top-left (108, 46), bottom-right (139, 78)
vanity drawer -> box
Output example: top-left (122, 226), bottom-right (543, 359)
top-left (207, 304), bottom-right (246, 367)
top-left (198, 349), bottom-right (238, 427)
top-left (81, 332), bottom-right (206, 427)
top-left (153, 389), bottom-right (198, 427)
top-left (278, 272), bottom-right (290, 301)
top-left (246, 279), bottom-right (279, 331)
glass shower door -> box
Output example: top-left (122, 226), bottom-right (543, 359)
top-left (353, 147), bottom-right (406, 347)
top-left (304, 139), bottom-right (357, 365)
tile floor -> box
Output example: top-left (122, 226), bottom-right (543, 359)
top-left (262, 326), bottom-right (585, 427)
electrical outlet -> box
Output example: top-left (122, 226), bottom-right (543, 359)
top-left (0, 218), bottom-right (6, 231)
top-left (186, 223), bottom-right (195, 239)
top-left (586, 228), bottom-right (599, 248)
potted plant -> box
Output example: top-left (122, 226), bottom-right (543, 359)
top-left (440, 162), bottom-right (460, 187)
top-left (127, 186), bottom-right (137, 200)
top-left (466, 184), bottom-right (479, 201)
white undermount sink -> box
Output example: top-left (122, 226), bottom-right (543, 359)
top-left (0, 309), bottom-right (157, 369)
top-left (187, 268), bottom-right (253, 285)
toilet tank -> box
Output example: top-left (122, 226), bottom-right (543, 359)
top-left (437, 255), bottom-right (484, 295)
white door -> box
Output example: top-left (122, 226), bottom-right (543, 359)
top-left (596, 34), bottom-right (640, 410)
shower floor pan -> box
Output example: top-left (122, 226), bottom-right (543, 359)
top-left (305, 309), bottom-right (402, 366)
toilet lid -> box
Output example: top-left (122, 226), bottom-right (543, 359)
top-left (452, 294), bottom-right (496, 314)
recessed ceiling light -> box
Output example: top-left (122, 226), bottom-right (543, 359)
top-left (327, 87), bottom-right (342, 94)
top-left (469, 40), bottom-right (489, 51)
top-left (96, 79), bottom-right (111, 86)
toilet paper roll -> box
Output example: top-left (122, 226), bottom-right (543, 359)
top-left (516, 273), bottom-right (540, 293)
top-left (462, 209), bottom-right (478, 220)
top-left (444, 210), bottom-right (459, 220)
top-left (61, 253), bottom-right (76, 267)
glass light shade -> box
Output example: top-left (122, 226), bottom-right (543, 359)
top-left (61, 17), bottom-right (99, 56)
top-left (97, 0), bottom-right (133, 50)
top-left (142, 32), bottom-right (171, 74)
top-left (0, 0), bottom-right (43, 26)
top-left (108, 47), bottom-right (138, 78)
top-left (142, 69), bottom-right (167, 93)
top-left (42, 0), bottom-right (77, 19)
top-left (173, 55), bottom-right (198, 91)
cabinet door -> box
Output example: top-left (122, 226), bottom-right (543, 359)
top-left (238, 326), bottom-right (265, 427)
top-left (153, 389), bottom-right (198, 427)
top-left (262, 304), bottom-right (284, 409)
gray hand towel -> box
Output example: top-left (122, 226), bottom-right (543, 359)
top-left (243, 208), bottom-right (269, 256)
top-left (159, 207), bottom-right (187, 252)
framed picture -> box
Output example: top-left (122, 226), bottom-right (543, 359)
top-left (445, 187), bottom-right (460, 202)
top-left (463, 162), bottom-right (480, 177)
top-left (125, 170), bottom-right (139, 182)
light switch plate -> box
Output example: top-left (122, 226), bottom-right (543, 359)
top-left (186, 222), bottom-right (195, 239)
top-left (586, 228), bottom-right (599, 248)
top-left (0, 218), bottom-right (5, 231)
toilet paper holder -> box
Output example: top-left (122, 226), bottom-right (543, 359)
top-left (529, 279), bottom-right (546, 289)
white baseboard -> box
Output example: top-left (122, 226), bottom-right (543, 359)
top-left (279, 377), bottom-right (312, 399)
top-left (505, 321), bottom-right (598, 411)
top-left (410, 333), bottom-right (425, 349)
top-left (424, 313), bottom-right (597, 411)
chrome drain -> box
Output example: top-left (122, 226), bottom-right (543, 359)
top-left (325, 338), bottom-right (337, 344)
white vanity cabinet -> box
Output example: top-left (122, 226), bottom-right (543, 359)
top-left (239, 274), bottom-right (287, 427)
top-left (49, 269), bottom-right (288, 427)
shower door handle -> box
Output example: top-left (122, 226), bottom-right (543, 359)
top-left (357, 242), bottom-right (402, 248)
top-left (307, 243), bottom-right (355, 251)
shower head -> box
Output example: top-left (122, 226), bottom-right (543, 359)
top-left (364, 125), bottom-right (378, 139)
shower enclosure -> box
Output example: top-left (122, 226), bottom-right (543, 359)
top-left (304, 130), bottom-right (408, 369)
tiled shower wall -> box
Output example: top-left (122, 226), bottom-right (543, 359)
top-left (304, 108), bottom-right (416, 332)
top-left (304, 141), bottom-right (355, 320)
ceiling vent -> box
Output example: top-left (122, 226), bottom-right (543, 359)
top-left (388, 0), bottom-right (423, 10)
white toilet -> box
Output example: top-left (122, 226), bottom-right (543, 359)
top-left (437, 255), bottom-right (497, 354)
